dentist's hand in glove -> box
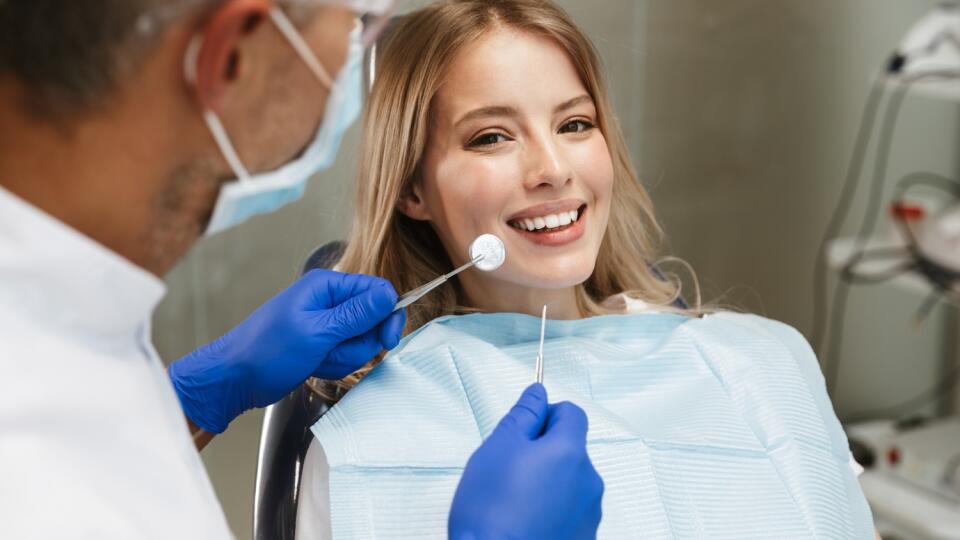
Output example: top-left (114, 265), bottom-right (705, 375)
top-left (449, 383), bottom-right (604, 540)
top-left (168, 269), bottom-right (406, 435)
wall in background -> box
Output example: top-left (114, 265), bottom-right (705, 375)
top-left (152, 2), bottom-right (959, 537)
top-left (636, 0), bottom-right (958, 419)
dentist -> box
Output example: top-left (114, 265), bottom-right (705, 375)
top-left (0, 0), bottom-right (602, 538)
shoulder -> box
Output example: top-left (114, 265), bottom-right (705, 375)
top-left (687, 313), bottom-right (850, 459)
top-left (682, 312), bottom-right (827, 395)
top-left (711, 312), bottom-right (811, 346)
top-left (686, 312), bottom-right (818, 366)
top-left (312, 328), bottom-right (482, 467)
top-left (690, 311), bottom-right (805, 340)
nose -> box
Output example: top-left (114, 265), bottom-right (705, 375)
top-left (522, 133), bottom-right (572, 190)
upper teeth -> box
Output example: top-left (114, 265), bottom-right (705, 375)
top-left (512, 209), bottom-right (580, 231)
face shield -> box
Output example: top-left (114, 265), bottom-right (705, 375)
top-left (136, 0), bottom-right (395, 40)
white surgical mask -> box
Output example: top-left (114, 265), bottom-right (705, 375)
top-left (185, 8), bottom-right (366, 236)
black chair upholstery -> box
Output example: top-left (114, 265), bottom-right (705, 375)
top-left (252, 242), bottom-right (345, 540)
top-left (301, 241), bottom-right (347, 276)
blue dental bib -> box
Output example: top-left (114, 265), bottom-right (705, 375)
top-left (311, 312), bottom-right (873, 539)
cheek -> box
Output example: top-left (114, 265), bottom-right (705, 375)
top-left (243, 62), bottom-right (328, 172)
top-left (429, 155), bottom-right (518, 235)
top-left (573, 135), bottom-right (615, 202)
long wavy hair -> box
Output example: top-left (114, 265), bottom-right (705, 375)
top-left (312, 0), bottom-right (702, 400)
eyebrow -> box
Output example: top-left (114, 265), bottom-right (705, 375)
top-left (454, 106), bottom-right (519, 128)
top-left (554, 94), bottom-right (594, 114)
top-left (453, 94), bottom-right (595, 128)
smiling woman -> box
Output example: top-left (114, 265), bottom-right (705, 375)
top-left (322, 0), bottom-right (697, 397)
top-left (296, 1), bottom-right (877, 538)
top-left (407, 27), bottom-right (617, 308)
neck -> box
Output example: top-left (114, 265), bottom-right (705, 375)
top-left (459, 272), bottom-right (582, 320)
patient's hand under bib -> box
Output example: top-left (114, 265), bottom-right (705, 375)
top-left (302, 311), bottom-right (875, 539)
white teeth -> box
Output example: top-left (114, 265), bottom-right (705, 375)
top-left (511, 207), bottom-right (583, 231)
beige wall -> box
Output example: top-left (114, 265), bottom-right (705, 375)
top-left (635, 0), bottom-right (957, 419)
top-left (153, 1), bottom-right (958, 537)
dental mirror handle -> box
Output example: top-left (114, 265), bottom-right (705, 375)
top-left (393, 257), bottom-right (480, 312)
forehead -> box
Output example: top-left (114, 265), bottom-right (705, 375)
top-left (432, 27), bottom-right (589, 121)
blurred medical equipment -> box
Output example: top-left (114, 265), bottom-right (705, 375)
top-left (847, 418), bottom-right (960, 539)
top-left (813, 0), bottom-right (960, 396)
top-left (813, 3), bottom-right (960, 386)
top-left (892, 4), bottom-right (960, 84)
top-left (393, 233), bottom-right (506, 311)
top-left (535, 305), bottom-right (546, 385)
top-left (812, 4), bottom-right (960, 538)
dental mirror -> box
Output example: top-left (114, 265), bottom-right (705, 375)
top-left (469, 233), bottom-right (507, 272)
top-left (393, 233), bottom-right (506, 311)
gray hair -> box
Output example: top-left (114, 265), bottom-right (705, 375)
top-left (0, 0), bottom-right (193, 119)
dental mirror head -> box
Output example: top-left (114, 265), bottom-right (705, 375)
top-left (393, 233), bottom-right (507, 312)
top-left (469, 233), bottom-right (506, 272)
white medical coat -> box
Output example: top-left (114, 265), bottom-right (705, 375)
top-left (0, 186), bottom-right (234, 539)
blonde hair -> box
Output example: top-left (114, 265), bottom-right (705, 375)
top-left (314, 0), bottom-right (701, 399)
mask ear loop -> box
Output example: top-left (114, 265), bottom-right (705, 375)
top-left (268, 7), bottom-right (334, 89)
top-left (183, 9), bottom-right (342, 185)
top-left (184, 34), bottom-right (253, 184)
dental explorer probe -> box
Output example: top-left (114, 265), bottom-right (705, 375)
top-left (393, 233), bottom-right (506, 312)
top-left (535, 304), bottom-right (547, 384)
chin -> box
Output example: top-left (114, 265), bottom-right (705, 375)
top-left (508, 260), bottom-right (597, 289)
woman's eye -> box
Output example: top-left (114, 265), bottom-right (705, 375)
top-left (559, 119), bottom-right (595, 134)
top-left (468, 132), bottom-right (510, 148)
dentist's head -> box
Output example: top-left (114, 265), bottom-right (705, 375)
top-left (0, 0), bottom-right (391, 274)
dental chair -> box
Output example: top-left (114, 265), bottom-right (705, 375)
top-left (253, 242), bottom-right (345, 540)
top-left (251, 240), bottom-right (689, 539)
top-left (253, 13), bottom-right (403, 537)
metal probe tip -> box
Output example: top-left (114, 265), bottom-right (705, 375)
top-left (535, 304), bottom-right (547, 385)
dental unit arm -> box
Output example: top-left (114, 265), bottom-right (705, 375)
top-left (888, 3), bottom-right (960, 78)
top-left (886, 3), bottom-right (960, 286)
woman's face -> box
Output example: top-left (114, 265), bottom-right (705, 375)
top-left (403, 28), bottom-right (614, 312)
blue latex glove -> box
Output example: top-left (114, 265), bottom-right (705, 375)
top-left (449, 383), bottom-right (604, 540)
top-left (169, 269), bottom-right (406, 433)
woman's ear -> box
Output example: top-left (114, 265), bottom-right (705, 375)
top-left (397, 183), bottom-right (432, 221)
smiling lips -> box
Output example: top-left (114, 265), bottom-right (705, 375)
top-left (507, 200), bottom-right (588, 246)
